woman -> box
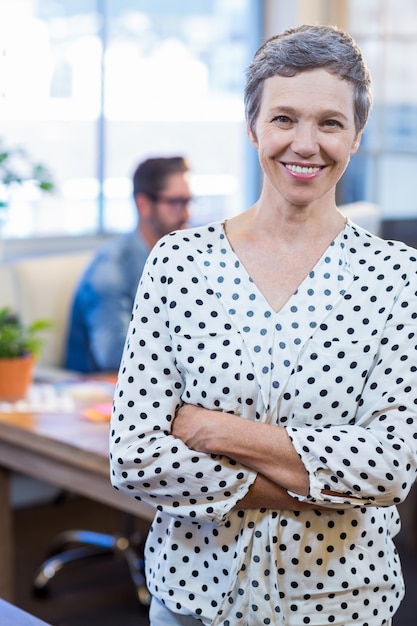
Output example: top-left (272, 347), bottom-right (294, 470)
top-left (110, 25), bottom-right (417, 625)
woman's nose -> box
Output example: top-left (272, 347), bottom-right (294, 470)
top-left (291, 123), bottom-right (318, 157)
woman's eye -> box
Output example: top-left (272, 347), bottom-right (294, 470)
top-left (272, 115), bottom-right (291, 124)
top-left (323, 119), bottom-right (342, 128)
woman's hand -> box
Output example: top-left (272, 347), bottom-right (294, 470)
top-left (171, 404), bottom-right (231, 454)
top-left (238, 474), bottom-right (327, 511)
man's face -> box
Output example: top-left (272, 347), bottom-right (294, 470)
top-left (149, 172), bottom-right (193, 237)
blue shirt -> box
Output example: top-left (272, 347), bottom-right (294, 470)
top-left (64, 231), bottom-right (150, 373)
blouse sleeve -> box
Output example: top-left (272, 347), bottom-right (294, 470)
top-left (288, 260), bottom-right (417, 509)
top-left (109, 242), bottom-right (256, 524)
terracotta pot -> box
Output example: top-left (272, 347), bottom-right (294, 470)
top-left (0, 354), bottom-right (34, 402)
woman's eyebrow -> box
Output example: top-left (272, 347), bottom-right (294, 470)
top-left (268, 105), bottom-right (349, 120)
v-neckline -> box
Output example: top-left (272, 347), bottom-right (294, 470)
top-left (219, 220), bottom-right (349, 316)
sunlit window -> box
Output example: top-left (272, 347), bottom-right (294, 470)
top-left (341, 0), bottom-right (417, 221)
top-left (0, 0), bottom-right (259, 238)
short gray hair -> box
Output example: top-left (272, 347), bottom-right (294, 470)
top-left (244, 24), bottom-right (372, 136)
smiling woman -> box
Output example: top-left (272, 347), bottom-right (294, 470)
top-left (110, 24), bottom-right (417, 626)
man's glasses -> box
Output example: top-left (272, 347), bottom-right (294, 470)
top-left (147, 194), bottom-right (194, 210)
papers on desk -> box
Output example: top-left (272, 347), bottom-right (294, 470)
top-left (0, 379), bottom-right (115, 422)
top-left (0, 384), bottom-right (76, 413)
top-left (82, 402), bottom-right (113, 422)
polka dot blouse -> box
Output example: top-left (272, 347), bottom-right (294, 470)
top-left (110, 220), bottom-right (417, 625)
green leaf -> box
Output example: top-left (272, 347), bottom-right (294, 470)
top-left (0, 306), bottom-right (53, 359)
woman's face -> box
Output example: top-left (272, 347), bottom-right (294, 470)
top-left (249, 68), bottom-right (361, 208)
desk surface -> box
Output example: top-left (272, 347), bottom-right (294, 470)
top-left (0, 407), bottom-right (154, 602)
top-left (0, 410), bottom-right (111, 476)
top-left (0, 408), bottom-right (155, 516)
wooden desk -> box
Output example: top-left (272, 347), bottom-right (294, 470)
top-left (0, 410), bottom-right (154, 602)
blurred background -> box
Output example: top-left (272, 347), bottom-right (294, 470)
top-left (2, 2), bottom-right (417, 625)
top-left (1, 0), bottom-right (417, 257)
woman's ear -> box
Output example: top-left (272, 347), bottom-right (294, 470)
top-left (350, 131), bottom-right (363, 155)
top-left (246, 122), bottom-right (258, 149)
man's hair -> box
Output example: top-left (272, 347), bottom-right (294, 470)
top-left (244, 24), bottom-right (373, 136)
top-left (133, 156), bottom-right (190, 197)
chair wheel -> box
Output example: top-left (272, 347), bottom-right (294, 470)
top-left (32, 583), bottom-right (50, 598)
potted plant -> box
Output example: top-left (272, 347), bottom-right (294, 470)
top-left (0, 307), bottom-right (52, 402)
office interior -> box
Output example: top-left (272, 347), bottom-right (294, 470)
top-left (1, 0), bottom-right (417, 624)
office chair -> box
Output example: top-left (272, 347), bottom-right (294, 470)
top-left (32, 510), bottom-right (150, 606)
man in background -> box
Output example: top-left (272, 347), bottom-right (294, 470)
top-left (65, 156), bottom-right (192, 373)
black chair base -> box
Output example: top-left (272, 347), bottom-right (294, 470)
top-left (32, 513), bottom-right (150, 606)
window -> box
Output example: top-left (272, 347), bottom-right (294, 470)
top-left (0, 0), bottom-right (260, 239)
top-left (341, 0), bottom-right (417, 222)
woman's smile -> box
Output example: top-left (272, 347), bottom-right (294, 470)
top-left (283, 163), bottom-right (325, 177)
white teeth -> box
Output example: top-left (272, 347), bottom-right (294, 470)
top-left (286, 164), bottom-right (321, 174)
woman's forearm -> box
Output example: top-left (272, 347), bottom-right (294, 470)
top-left (172, 404), bottom-right (310, 496)
top-left (237, 473), bottom-right (319, 510)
